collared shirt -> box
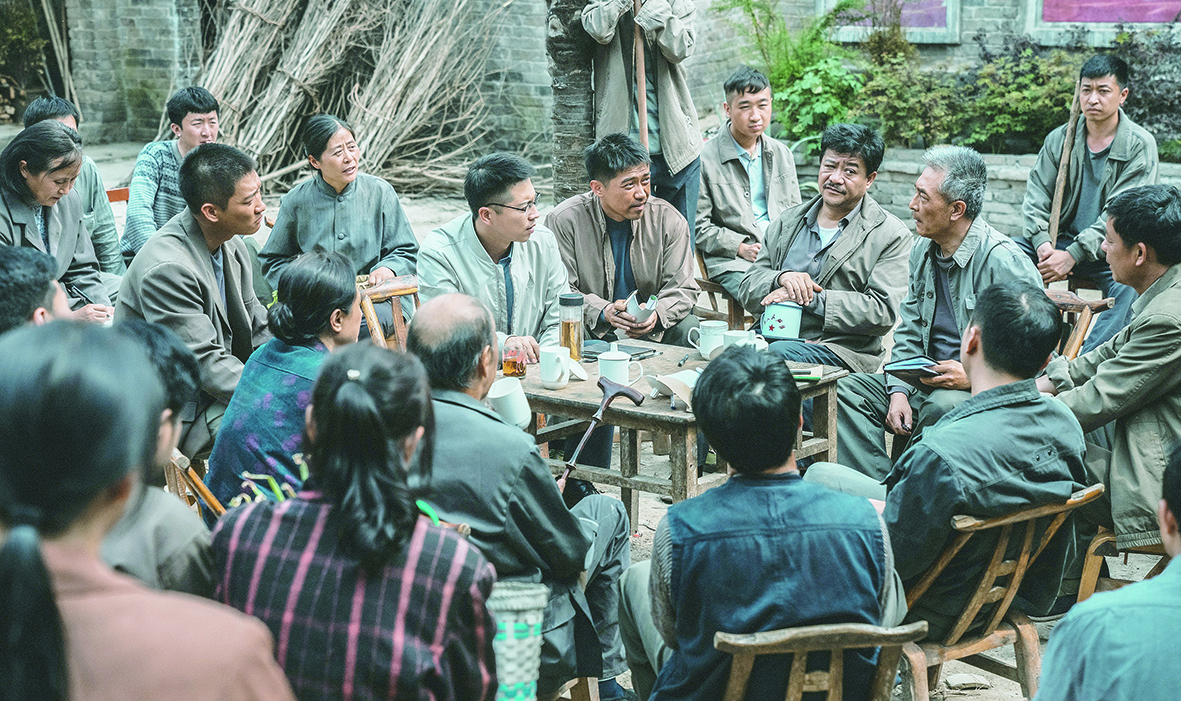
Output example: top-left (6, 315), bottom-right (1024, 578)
top-left (1036, 558), bottom-right (1181, 701)
top-left (498, 244), bottom-right (515, 335)
top-left (210, 246), bottom-right (227, 311)
top-left (728, 127), bottom-right (767, 231)
top-left (884, 379), bottom-right (1087, 640)
top-left (777, 198), bottom-right (863, 319)
top-left (124, 140), bottom-right (187, 254)
top-left (213, 496), bottom-right (498, 701)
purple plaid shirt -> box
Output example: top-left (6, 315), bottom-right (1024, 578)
top-left (212, 492), bottom-right (497, 701)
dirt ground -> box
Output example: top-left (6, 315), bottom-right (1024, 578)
top-left (84, 141), bottom-right (1154, 700)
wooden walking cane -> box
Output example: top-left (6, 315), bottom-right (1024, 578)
top-left (1048, 79), bottom-right (1082, 249)
top-left (633, 0), bottom-right (649, 149)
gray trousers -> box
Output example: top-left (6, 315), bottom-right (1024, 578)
top-left (618, 561), bottom-right (673, 701)
top-left (836, 372), bottom-right (968, 480)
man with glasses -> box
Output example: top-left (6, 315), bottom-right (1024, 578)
top-left (547, 133), bottom-right (699, 346)
top-left (419, 153), bottom-right (567, 365)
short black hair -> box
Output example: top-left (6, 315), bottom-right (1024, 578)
top-left (692, 345), bottom-right (801, 474)
top-left (22, 96), bottom-right (80, 128)
top-left (584, 133), bottom-right (650, 184)
top-left (178, 143), bottom-right (257, 213)
top-left (0, 247), bottom-right (59, 334)
top-left (112, 319), bottom-right (200, 416)
top-left (1164, 446), bottom-right (1181, 526)
top-left (821, 123), bottom-right (885, 175)
top-left (1080, 54), bottom-right (1129, 90)
top-left (301, 114), bottom-right (354, 159)
top-left (969, 282), bottom-right (1062, 379)
top-left (406, 296), bottom-right (496, 392)
top-left (464, 153), bottom-right (536, 218)
top-left (1107, 185), bottom-right (1181, 266)
top-left (166, 86), bottom-right (219, 127)
top-left (0, 121), bottom-right (83, 203)
top-left (724, 66), bottom-right (770, 101)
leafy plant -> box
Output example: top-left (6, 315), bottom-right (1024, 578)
top-left (958, 49), bottom-right (1079, 154)
top-left (0, 2), bottom-right (46, 88)
top-left (1110, 21), bottom-right (1181, 143)
top-left (773, 55), bottom-right (863, 146)
top-left (852, 52), bottom-right (960, 148)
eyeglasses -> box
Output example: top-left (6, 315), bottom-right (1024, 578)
top-left (484, 199), bottom-right (540, 214)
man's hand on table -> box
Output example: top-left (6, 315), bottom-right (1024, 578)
top-left (762, 271), bottom-right (822, 307)
top-left (604, 299), bottom-right (660, 339)
top-left (1036, 243), bottom-right (1077, 284)
top-left (504, 335), bottom-right (540, 364)
top-left (920, 360), bottom-right (970, 391)
top-left (886, 392), bottom-right (913, 436)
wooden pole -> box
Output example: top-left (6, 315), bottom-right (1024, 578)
top-left (633, 0), bottom-right (649, 149)
top-left (1048, 80), bottom-right (1082, 248)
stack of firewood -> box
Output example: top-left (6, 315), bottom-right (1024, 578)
top-left (0, 75), bottom-right (25, 123)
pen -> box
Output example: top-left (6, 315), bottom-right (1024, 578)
top-left (677, 353), bottom-right (690, 367)
top-left (66, 284), bottom-right (94, 306)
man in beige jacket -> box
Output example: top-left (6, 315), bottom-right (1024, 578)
top-left (697, 66), bottom-right (801, 310)
top-left (737, 123), bottom-right (910, 375)
top-left (547, 133), bottom-right (699, 346)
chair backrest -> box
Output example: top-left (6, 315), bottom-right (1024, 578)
top-left (359, 274), bottom-right (420, 350)
top-left (1044, 288), bottom-right (1114, 360)
top-left (106, 187), bottom-right (130, 203)
top-left (166, 449), bottom-right (226, 517)
top-left (693, 249), bottom-right (751, 330)
top-left (905, 483), bottom-right (1104, 646)
top-left (714, 621), bottom-right (929, 701)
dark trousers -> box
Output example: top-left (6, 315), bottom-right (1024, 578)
top-left (650, 154), bottom-right (701, 250)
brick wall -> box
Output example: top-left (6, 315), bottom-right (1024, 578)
top-left (796, 150), bottom-right (1181, 236)
top-left (66, 0), bottom-right (202, 145)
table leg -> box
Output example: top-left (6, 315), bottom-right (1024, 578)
top-left (668, 426), bottom-right (697, 502)
top-left (618, 428), bottom-right (641, 534)
top-left (813, 384), bottom-right (839, 463)
top-left (534, 413), bottom-right (548, 459)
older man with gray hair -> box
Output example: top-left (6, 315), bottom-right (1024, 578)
top-left (835, 146), bottom-right (1041, 480)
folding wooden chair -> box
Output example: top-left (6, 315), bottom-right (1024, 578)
top-left (693, 250), bottom-right (751, 330)
top-left (1077, 527), bottom-right (1171, 602)
top-left (714, 621), bottom-right (928, 701)
top-left (166, 449), bottom-right (226, 518)
top-left (105, 187), bottom-right (129, 203)
top-left (1044, 288), bottom-right (1114, 360)
top-left (899, 484), bottom-right (1105, 700)
top-left (359, 274), bottom-right (420, 350)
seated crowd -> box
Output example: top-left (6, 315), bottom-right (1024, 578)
top-left (2, 51), bottom-right (1180, 701)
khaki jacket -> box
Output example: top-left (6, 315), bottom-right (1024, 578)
top-left (419, 214), bottom-right (569, 348)
top-left (1046, 264), bottom-right (1181, 549)
top-left (117, 209), bottom-right (270, 403)
top-left (736, 194), bottom-right (911, 373)
top-left (696, 130), bottom-right (801, 280)
top-left (0, 188), bottom-right (109, 308)
top-left (1022, 109), bottom-right (1158, 262)
top-left (582, 0), bottom-right (702, 175)
top-left (546, 191), bottom-right (698, 342)
top-left (889, 218), bottom-right (1041, 384)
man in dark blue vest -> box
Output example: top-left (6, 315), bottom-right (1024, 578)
top-left (617, 345), bottom-right (905, 701)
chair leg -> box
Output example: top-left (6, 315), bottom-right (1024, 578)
top-left (1078, 529), bottom-right (1117, 602)
top-left (568, 677), bottom-right (599, 701)
top-left (1009, 612), bottom-right (1042, 699)
top-left (926, 663), bottom-right (943, 695)
top-left (900, 643), bottom-right (929, 701)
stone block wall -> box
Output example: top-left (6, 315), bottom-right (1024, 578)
top-left (479, 0), bottom-right (554, 158)
top-left (67, 0), bottom-right (202, 145)
top-left (796, 149), bottom-right (1181, 236)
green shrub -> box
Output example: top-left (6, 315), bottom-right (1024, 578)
top-left (0, 2), bottom-right (46, 88)
top-left (1110, 22), bottom-right (1181, 143)
top-left (852, 52), bottom-right (960, 148)
top-left (958, 49), bottom-right (1078, 154)
top-left (1159, 139), bottom-right (1181, 164)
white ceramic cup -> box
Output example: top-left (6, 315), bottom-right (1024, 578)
top-left (723, 330), bottom-right (748, 347)
top-left (762, 301), bottom-right (803, 340)
top-left (598, 344), bottom-right (644, 386)
top-left (687, 320), bottom-right (727, 360)
top-left (738, 330), bottom-right (768, 351)
top-left (487, 377), bottom-right (532, 429)
top-left (540, 346), bottom-right (571, 390)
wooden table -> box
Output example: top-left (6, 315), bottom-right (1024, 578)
top-left (519, 340), bottom-right (848, 530)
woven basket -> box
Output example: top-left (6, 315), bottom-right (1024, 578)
top-left (487, 581), bottom-right (549, 701)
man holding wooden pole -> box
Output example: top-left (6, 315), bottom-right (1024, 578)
top-left (1019, 54), bottom-right (1158, 353)
top-left (582, 0), bottom-right (703, 248)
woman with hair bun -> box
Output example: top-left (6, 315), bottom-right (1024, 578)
top-left (259, 114), bottom-right (418, 336)
top-left (205, 249), bottom-right (361, 510)
top-left (212, 342), bottom-right (498, 701)
top-left (0, 322), bottom-right (293, 701)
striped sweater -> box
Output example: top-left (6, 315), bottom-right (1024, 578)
top-left (124, 140), bottom-right (187, 254)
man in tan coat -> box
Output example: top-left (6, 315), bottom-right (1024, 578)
top-left (547, 133), bottom-right (699, 346)
top-left (738, 124), bottom-right (910, 375)
top-left (1038, 184), bottom-right (1181, 552)
top-left (117, 143), bottom-right (270, 459)
top-left (697, 66), bottom-right (801, 311)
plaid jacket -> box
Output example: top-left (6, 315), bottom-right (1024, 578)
top-left (212, 493), bottom-right (497, 701)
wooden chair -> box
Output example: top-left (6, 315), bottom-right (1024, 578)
top-left (165, 449), bottom-right (226, 518)
top-left (899, 484), bottom-right (1105, 700)
top-left (1077, 527), bottom-right (1171, 602)
top-left (1044, 288), bottom-right (1114, 361)
top-left (713, 621), bottom-right (928, 701)
top-left (693, 250), bottom-right (751, 330)
top-left (359, 274), bottom-right (420, 350)
top-left (105, 187), bottom-right (129, 203)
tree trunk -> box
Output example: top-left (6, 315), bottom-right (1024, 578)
top-left (546, 0), bottom-right (595, 204)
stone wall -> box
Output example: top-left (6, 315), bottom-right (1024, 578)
top-left (66, 0), bottom-right (202, 145)
top-left (796, 150), bottom-right (1181, 236)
